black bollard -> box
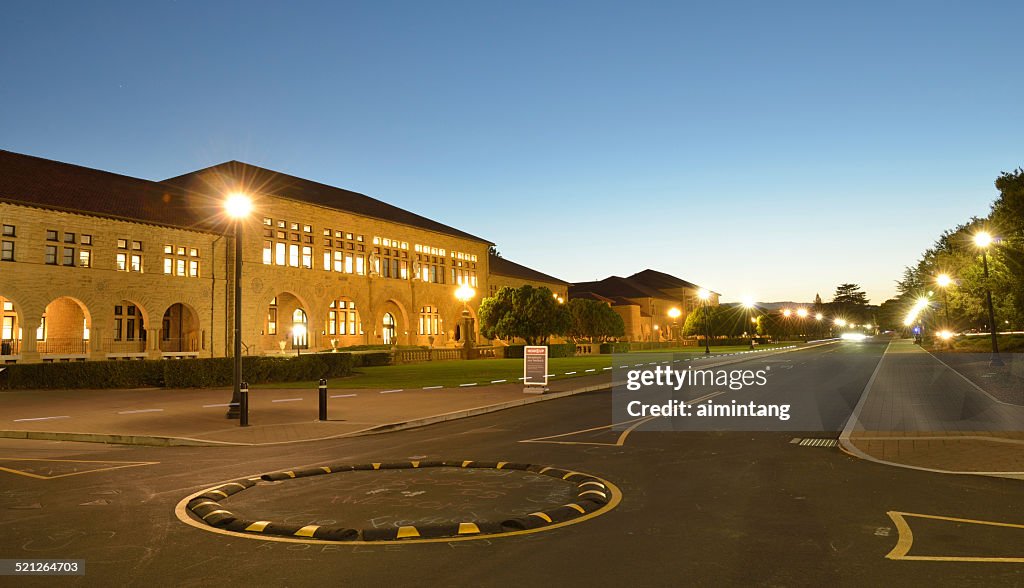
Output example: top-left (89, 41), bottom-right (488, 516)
top-left (318, 378), bottom-right (328, 421)
top-left (240, 381), bottom-right (249, 427)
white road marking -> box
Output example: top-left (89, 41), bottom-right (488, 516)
top-left (203, 403), bottom-right (238, 408)
top-left (459, 383), bottom-right (478, 387)
top-left (381, 389), bottom-right (404, 394)
top-left (585, 369), bottom-right (596, 372)
top-left (422, 386), bottom-right (443, 390)
top-left (271, 398), bottom-right (303, 403)
top-left (13, 415), bottom-right (70, 422)
top-left (565, 371), bottom-right (577, 375)
top-left (117, 409), bottom-right (164, 414)
top-left (330, 394), bottom-right (357, 398)
top-left (490, 379), bottom-right (507, 384)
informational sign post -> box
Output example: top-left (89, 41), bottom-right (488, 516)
top-left (523, 345), bottom-right (549, 393)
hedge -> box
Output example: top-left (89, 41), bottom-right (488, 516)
top-left (0, 353), bottom-right (356, 390)
top-left (352, 351), bottom-right (393, 367)
top-left (502, 343), bottom-right (576, 358)
top-left (599, 342), bottom-right (631, 354)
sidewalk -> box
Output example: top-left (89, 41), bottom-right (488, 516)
top-left (841, 339), bottom-right (1024, 477)
top-left (0, 344), bottom-right (812, 447)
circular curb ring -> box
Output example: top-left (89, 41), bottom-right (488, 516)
top-left (185, 460), bottom-right (614, 542)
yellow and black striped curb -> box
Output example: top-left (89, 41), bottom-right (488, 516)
top-left (186, 460), bottom-right (614, 542)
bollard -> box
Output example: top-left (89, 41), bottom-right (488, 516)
top-left (318, 378), bottom-right (328, 421)
top-left (240, 381), bottom-right (249, 427)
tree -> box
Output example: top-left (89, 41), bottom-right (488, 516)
top-left (478, 285), bottom-right (570, 345)
top-left (829, 283), bottom-right (870, 323)
top-left (566, 299), bottom-right (625, 342)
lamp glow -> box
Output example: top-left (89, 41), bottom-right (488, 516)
top-left (455, 284), bottom-right (476, 303)
top-left (936, 274), bottom-right (952, 288)
top-left (815, 313), bottom-right (823, 321)
top-left (668, 307), bottom-right (681, 319)
top-left (741, 296), bottom-right (755, 309)
top-left (697, 288), bottom-right (710, 301)
top-left (974, 232), bottom-right (993, 248)
top-left (782, 309), bottom-right (792, 318)
top-left (225, 192), bottom-right (253, 219)
top-left (796, 308), bottom-right (808, 318)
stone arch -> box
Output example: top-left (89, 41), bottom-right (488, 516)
top-left (325, 293), bottom-right (367, 349)
top-left (0, 291), bottom-right (24, 356)
top-left (159, 301), bottom-right (204, 352)
top-left (374, 298), bottom-right (410, 346)
top-left (258, 290), bottom-right (313, 354)
top-left (37, 295), bottom-right (93, 355)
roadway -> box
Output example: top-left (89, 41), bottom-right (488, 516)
top-left (1, 340), bottom-right (1022, 586)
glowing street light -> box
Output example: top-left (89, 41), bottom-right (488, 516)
top-left (974, 232), bottom-right (1003, 366)
top-left (796, 308), bottom-right (808, 318)
top-left (697, 288), bottom-right (712, 355)
top-left (455, 284), bottom-right (476, 351)
top-left (741, 296), bottom-right (756, 350)
top-left (668, 307), bottom-right (681, 344)
top-left (224, 192), bottom-right (252, 422)
top-left (782, 308), bottom-right (792, 318)
top-left (935, 273), bottom-right (953, 329)
top-left (834, 318), bottom-right (847, 327)
top-left (292, 323), bottom-right (307, 357)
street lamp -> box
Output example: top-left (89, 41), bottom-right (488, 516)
top-left (741, 296), bottom-right (755, 350)
top-left (292, 323), bottom-right (306, 357)
top-left (974, 232), bottom-right (1003, 366)
top-left (224, 192), bottom-right (252, 420)
top-left (935, 273), bottom-right (953, 330)
top-left (698, 288), bottom-right (711, 355)
top-left (455, 283), bottom-right (476, 351)
top-left (667, 307), bottom-right (681, 346)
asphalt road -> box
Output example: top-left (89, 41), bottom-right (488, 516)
top-left (2, 340), bottom-right (1023, 587)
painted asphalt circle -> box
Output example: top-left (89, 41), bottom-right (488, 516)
top-left (175, 460), bottom-right (621, 545)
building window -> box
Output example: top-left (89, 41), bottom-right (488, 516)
top-left (45, 245), bottom-right (58, 265)
top-left (164, 245), bottom-right (199, 277)
top-left (46, 230), bottom-right (58, 241)
top-left (263, 241), bottom-right (272, 265)
top-left (81, 234), bottom-right (92, 246)
top-left (132, 240), bottom-right (143, 251)
top-left (164, 258), bottom-right (173, 274)
top-left (301, 246), bottom-right (312, 269)
top-left (1, 241), bottom-right (13, 262)
top-left (114, 304), bottom-right (145, 341)
top-left (275, 242), bottom-right (286, 266)
top-left (267, 299), bottom-right (278, 335)
top-left (1, 225), bottom-right (14, 237)
top-left (176, 258), bottom-right (186, 276)
top-left (116, 252), bottom-right (127, 271)
top-left (117, 239), bottom-right (128, 249)
top-left (419, 306), bottom-right (441, 335)
top-left (78, 249), bottom-right (91, 268)
top-left (289, 244), bottom-right (299, 267)
top-left (131, 254), bottom-right (143, 273)
top-left (62, 247), bottom-right (75, 266)
top-left (63, 233), bottom-right (75, 244)
top-left (189, 260), bottom-right (199, 277)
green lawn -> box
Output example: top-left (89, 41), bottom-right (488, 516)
top-left (259, 343), bottom-right (790, 390)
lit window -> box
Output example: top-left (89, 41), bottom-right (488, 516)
top-left (356, 255), bottom-right (365, 275)
top-left (116, 252), bottom-right (127, 271)
top-left (189, 248), bottom-right (199, 257)
top-left (275, 242), bottom-right (286, 265)
top-left (344, 253), bottom-right (352, 273)
top-left (334, 251), bottom-right (343, 272)
top-left (78, 250), bottom-right (91, 268)
top-left (164, 258), bottom-right (173, 274)
top-left (263, 241), bottom-right (272, 265)
top-left (303, 225), bottom-right (312, 233)
top-left (301, 246), bottom-right (312, 269)
top-left (81, 235), bottom-right (92, 245)
top-left (176, 246), bottom-right (185, 256)
top-left (189, 260), bottom-right (199, 277)
top-left (131, 254), bottom-right (143, 272)
top-left (117, 239), bottom-right (128, 249)
top-left (164, 245), bottom-right (173, 254)
top-left (323, 251), bottom-right (331, 271)
top-left (264, 218), bottom-right (273, 226)
top-left (132, 241), bottom-right (143, 251)
top-left (289, 244), bottom-right (299, 267)
top-left (176, 259), bottom-right (186, 276)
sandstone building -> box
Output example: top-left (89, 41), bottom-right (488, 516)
top-left (0, 149), bottom-right (566, 363)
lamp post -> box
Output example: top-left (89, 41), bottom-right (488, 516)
top-left (698, 288), bottom-right (711, 354)
top-left (667, 307), bottom-right (681, 346)
top-left (974, 232), bottom-right (1003, 366)
top-left (455, 283), bottom-right (476, 355)
top-left (796, 307), bottom-right (808, 341)
top-left (814, 312), bottom-right (823, 340)
top-left (741, 296), bottom-right (755, 350)
top-left (935, 273), bottom-right (952, 330)
top-left (224, 192), bottom-right (252, 420)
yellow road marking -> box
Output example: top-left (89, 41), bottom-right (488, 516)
top-left (410, 461), bottom-right (420, 468)
top-left (191, 501), bottom-right (220, 509)
top-left (496, 461), bottom-right (508, 469)
top-left (295, 525), bottom-right (319, 537)
top-left (207, 490), bottom-right (228, 498)
top-left (886, 511), bottom-right (1024, 563)
top-left (566, 503), bottom-right (586, 514)
top-left (0, 458), bottom-right (158, 480)
top-left (396, 526), bottom-right (420, 538)
top-left (245, 521), bottom-right (271, 532)
top-left (320, 467), bottom-right (332, 474)
top-left (457, 523), bottom-right (480, 534)
top-left (530, 512), bottom-right (552, 523)
top-left (372, 463), bottom-right (381, 470)
top-left (285, 471), bottom-right (296, 478)
top-left (519, 390), bottom-right (727, 447)
top-left (461, 460), bottom-right (473, 467)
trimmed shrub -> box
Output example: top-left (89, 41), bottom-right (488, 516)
top-left (352, 351), bottom-right (392, 368)
top-left (0, 353), bottom-right (357, 390)
top-left (502, 343), bottom-right (576, 359)
top-left (599, 342), bottom-right (631, 354)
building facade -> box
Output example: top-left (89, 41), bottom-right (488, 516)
top-left (0, 150), bottom-right (557, 363)
top-left (569, 270), bottom-right (720, 341)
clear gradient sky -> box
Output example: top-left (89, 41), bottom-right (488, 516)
top-left (3, 1), bottom-right (1022, 304)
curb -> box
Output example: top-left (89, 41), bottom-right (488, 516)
top-left (837, 339), bottom-right (1024, 480)
top-left (0, 342), bottom-right (836, 447)
top-left (182, 460), bottom-right (616, 543)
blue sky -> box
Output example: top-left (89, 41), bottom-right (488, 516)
top-left (3, 1), bottom-right (1021, 303)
